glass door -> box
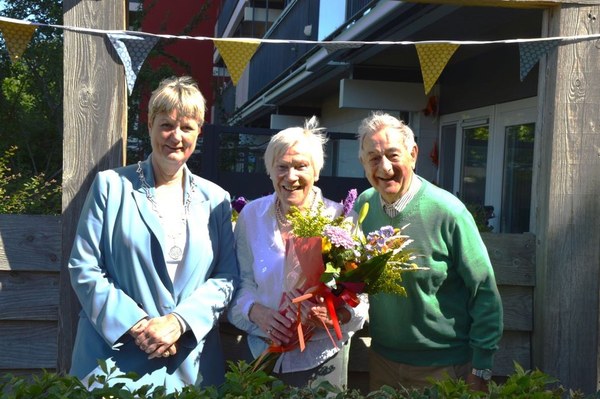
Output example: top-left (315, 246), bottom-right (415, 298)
top-left (460, 123), bottom-right (489, 206)
top-left (501, 123), bottom-right (535, 233)
top-left (438, 98), bottom-right (537, 233)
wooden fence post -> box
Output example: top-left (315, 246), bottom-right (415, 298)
top-left (533, 3), bottom-right (600, 393)
top-left (58, 0), bottom-right (127, 373)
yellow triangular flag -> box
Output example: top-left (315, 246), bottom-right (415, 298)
top-left (415, 43), bottom-right (459, 95)
top-left (213, 38), bottom-right (260, 86)
top-left (0, 20), bottom-right (37, 63)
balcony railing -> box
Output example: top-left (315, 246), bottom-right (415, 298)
top-left (247, 1), bottom-right (319, 99)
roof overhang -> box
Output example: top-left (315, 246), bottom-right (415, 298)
top-left (229, 0), bottom-right (457, 125)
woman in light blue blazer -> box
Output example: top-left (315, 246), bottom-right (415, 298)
top-left (68, 76), bottom-right (239, 393)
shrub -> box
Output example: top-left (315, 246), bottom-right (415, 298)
top-left (0, 361), bottom-right (596, 399)
top-left (0, 146), bottom-right (61, 215)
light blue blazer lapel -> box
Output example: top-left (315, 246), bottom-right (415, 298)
top-left (131, 158), bottom-right (173, 290)
top-left (173, 171), bottom-right (209, 299)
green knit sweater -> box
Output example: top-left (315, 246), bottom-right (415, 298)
top-left (354, 177), bottom-right (503, 370)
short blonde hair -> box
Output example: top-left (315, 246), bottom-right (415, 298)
top-left (357, 111), bottom-right (416, 158)
top-left (148, 76), bottom-right (206, 126)
top-left (264, 116), bottom-right (328, 178)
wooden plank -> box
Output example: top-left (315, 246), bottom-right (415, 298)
top-left (482, 233), bottom-right (535, 287)
top-left (404, 0), bottom-right (600, 8)
top-left (0, 215), bottom-right (61, 272)
top-left (60, 0), bottom-right (128, 374)
top-left (533, 3), bottom-right (600, 394)
top-left (494, 331), bottom-right (531, 376)
top-left (0, 271), bottom-right (59, 321)
top-left (0, 321), bottom-right (57, 369)
top-left (499, 286), bottom-right (533, 332)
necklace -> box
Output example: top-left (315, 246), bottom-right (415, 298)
top-left (137, 162), bottom-right (195, 260)
top-left (275, 188), bottom-right (318, 228)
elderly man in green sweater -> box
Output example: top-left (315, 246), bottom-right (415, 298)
top-left (354, 112), bottom-right (503, 393)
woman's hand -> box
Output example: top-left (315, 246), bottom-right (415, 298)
top-left (133, 314), bottom-right (183, 359)
top-left (249, 302), bottom-right (294, 346)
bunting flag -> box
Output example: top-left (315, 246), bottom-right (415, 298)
top-left (321, 41), bottom-right (362, 55)
top-left (519, 39), bottom-right (560, 81)
top-left (213, 38), bottom-right (260, 86)
top-left (415, 43), bottom-right (460, 95)
top-left (107, 33), bottom-right (160, 94)
top-left (0, 16), bottom-right (597, 95)
top-left (0, 19), bottom-right (37, 63)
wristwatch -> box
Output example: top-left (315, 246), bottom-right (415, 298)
top-left (471, 368), bottom-right (492, 381)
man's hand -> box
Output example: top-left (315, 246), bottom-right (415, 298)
top-left (466, 373), bottom-right (489, 393)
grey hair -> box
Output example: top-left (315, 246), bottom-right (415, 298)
top-left (357, 111), bottom-right (416, 159)
top-left (264, 116), bottom-right (328, 178)
top-left (148, 76), bottom-right (206, 127)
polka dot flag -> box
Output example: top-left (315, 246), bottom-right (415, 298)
top-left (415, 43), bottom-right (460, 95)
top-left (0, 20), bottom-right (37, 63)
top-left (107, 33), bottom-right (160, 94)
top-left (519, 40), bottom-right (560, 81)
top-left (213, 38), bottom-right (260, 86)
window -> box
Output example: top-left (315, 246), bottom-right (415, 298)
top-left (318, 0), bottom-right (347, 40)
top-left (438, 98), bottom-right (537, 233)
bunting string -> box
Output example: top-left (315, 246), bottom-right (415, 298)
top-left (1, 15), bottom-right (597, 93)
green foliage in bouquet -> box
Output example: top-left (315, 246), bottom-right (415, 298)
top-left (287, 201), bottom-right (348, 238)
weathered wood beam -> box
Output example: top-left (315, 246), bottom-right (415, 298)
top-left (59, 0), bottom-right (127, 374)
top-left (533, 3), bottom-right (600, 394)
top-left (404, 0), bottom-right (600, 8)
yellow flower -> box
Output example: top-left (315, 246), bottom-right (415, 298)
top-left (322, 237), bottom-right (332, 254)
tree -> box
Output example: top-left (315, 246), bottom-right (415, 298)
top-left (0, 0), bottom-right (63, 214)
top-left (0, 0), bottom-right (210, 213)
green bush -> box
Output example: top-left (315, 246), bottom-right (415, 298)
top-left (0, 361), bottom-right (596, 399)
top-left (0, 145), bottom-right (61, 215)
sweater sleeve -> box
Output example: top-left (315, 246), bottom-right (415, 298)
top-left (453, 207), bottom-right (504, 369)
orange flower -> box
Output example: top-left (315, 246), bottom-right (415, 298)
top-left (344, 262), bottom-right (358, 271)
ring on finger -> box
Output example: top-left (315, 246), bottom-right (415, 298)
top-left (266, 327), bottom-right (273, 335)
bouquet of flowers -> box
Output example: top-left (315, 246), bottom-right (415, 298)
top-left (251, 189), bottom-right (423, 373)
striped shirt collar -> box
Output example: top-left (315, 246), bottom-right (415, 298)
top-left (380, 175), bottom-right (422, 217)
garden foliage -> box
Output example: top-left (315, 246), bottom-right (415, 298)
top-left (0, 361), bottom-right (596, 399)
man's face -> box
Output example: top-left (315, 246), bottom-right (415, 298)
top-left (360, 127), bottom-right (418, 203)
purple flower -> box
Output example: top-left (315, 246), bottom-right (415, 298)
top-left (342, 189), bottom-right (357, 216)
top-left (366, 226), bottom-right (397, 251)
top-left (323, 225), bottom-right (356, 249)
top-left (232, 197), bottom-right (248, 213)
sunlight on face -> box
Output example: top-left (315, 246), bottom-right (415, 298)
top-left (149, 110), bottom-right (200, 174)
top-left (360, 127), bottom-right (417, 203)
top-left (271, 142), bottom-right (316, 212)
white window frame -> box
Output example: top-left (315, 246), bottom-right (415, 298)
top-left (439, 97), bottom-right (537, 233)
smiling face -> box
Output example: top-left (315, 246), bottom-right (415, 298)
top-left (149, 110), bottom-right (201, 176)
top-left (360, 127), bottom-right (418, 203)
top-left (271, 142), bottom-right (317, 213)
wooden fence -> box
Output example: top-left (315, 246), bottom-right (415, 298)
top-left (0, 214), bottom-right (534, 390)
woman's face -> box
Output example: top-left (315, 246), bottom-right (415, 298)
top-left (149, 109), bottom-right (200, 174)
top-left (271, 142), bottom-right (317, 212)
